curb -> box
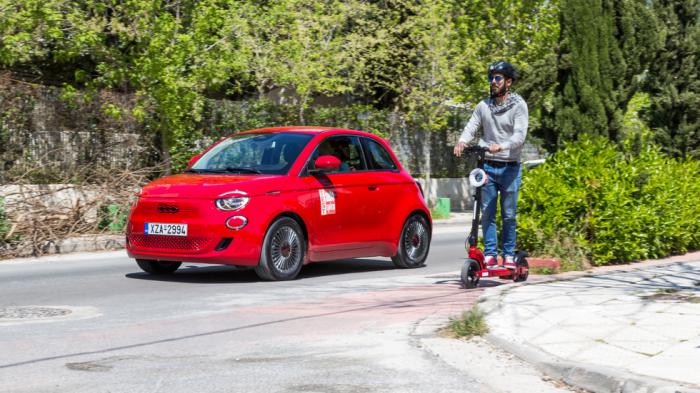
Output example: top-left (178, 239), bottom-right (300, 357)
top-left (528, 257), bottom-right (561, 269)
top-left (477, 254), bottom-right (700, 393)
top-left (485, 333), bottom-right (700, 393)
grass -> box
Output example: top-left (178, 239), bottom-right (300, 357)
top-left (429, 207), bottom-right (450, 220)
top-left (447, 306), bottom-right (489, 338)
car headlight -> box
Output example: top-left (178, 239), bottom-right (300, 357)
top-left (215, 196), bottom-right (250, 211)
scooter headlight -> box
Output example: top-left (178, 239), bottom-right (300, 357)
top-left (215, 196), bottom-right (249, 211)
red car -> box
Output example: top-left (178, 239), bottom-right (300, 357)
top-left (126, 127), bottom-right (431, 281)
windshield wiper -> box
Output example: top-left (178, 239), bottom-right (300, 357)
top-left (184, 167), bottom-right (262, 174)
top-left (223, 167), bottom-right (261, 174)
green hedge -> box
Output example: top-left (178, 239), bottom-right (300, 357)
top-left (518, 137), bottom-right (700, 268)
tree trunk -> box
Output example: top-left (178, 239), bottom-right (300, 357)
top-left (160, 129), bottom-right (172, 176)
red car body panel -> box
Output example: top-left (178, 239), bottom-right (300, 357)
top-left (126, 127), bottom-right (431, 267)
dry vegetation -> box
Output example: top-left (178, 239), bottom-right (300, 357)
top-left (1, 160), bottom-right (163, 258)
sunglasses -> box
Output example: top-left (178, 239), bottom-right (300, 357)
top-left (488, 75), bottom-right (505, 83)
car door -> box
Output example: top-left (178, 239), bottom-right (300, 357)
top-left (296, 135), bottom-right (375, 260)
top-left (357, 136), bottom-right (406, 250)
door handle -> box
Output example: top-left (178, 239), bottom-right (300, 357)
top-left (368, 186), bottom-right (378, 191)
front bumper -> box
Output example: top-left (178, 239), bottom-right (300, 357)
top-left (125, 197), bottom-right (264, 266)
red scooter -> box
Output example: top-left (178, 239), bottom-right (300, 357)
top-left (460, 145), bottom-right (529, 288)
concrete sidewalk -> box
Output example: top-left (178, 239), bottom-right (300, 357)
top-left (478, 252), bottom-right (700, 393)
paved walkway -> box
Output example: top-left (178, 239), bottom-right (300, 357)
top-left (478, 252), bottom-right (700, 393)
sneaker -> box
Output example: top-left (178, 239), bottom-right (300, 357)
top-left (484, 255), bottom-right (498, 269)
top-left (504, 256), bottom-right (516, 270)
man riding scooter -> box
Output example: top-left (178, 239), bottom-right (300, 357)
top-left (454, 60), bottom-right (529, 270)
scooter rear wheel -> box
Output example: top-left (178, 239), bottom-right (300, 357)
top-left (461, 259), bottom-right (480, 289)
top-left (513, 258), bottom-right (529, 282)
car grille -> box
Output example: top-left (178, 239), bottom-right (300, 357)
top-left (128, 234), bottom-right (213, 253)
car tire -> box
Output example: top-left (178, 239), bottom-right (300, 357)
top-left (136, 259), bottom-right (182, 274)
top-left (255, 217), bottom-right (305, 281)
top-left (392, 214), bottom-right (430, 268)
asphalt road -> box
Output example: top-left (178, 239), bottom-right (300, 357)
top-left (0, 229), bottom-right (563, 393)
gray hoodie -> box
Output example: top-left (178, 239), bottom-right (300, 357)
top-left (458, 93), bottom-right (528, 162)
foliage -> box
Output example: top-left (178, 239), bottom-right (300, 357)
top-left (0, 197), bottom-right (9, 239)
top-left (643, 0), bottom-right (700, 159)
top-left (201, 98), bottom-right (392, 138)
top-left (622, 93), bottom-right (652, 139)
top-left (0, 0), bottom-right (562, 173)
top-left (543, 0), bottom-right (660, 150)
top-left (448, 306), bottom-right (489, 338)
top-left (518, 136), bottom-right (700, 266)
top-left (0, 0), bottom-right (694, 178)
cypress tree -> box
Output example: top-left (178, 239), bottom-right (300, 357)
top-left (645, 0), bottom-right (700, 158)
top-left (546, 0), bottom-right (659, 149)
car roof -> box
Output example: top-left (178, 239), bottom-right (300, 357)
top-left (237, 126), bottom-right (375, 137)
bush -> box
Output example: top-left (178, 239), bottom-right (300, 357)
top-left (518, 136), bottom-right (700, 266)
top-left (98, 204), bottom-right (129, 232)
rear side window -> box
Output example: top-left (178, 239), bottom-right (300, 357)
top-left (362, 138), bottom-right (398, 171)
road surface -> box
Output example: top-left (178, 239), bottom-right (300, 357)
top-left (0, 228), bottom-right (575, 393)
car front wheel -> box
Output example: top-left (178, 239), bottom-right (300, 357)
top-left (392, 214), bottom-right (430, 268)
top-left (255, 217), bottom-right (305, 281)
top-left (136, 259), bottom-right (182, 274)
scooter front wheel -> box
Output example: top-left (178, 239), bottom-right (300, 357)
top-left (461, 259), bottom-right (480, 289)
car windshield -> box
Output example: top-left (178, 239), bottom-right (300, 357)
top-left (188, 132), bottom-right (314, 175)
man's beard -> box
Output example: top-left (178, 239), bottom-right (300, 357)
top-left (490, 84), bottom-right (508, 98)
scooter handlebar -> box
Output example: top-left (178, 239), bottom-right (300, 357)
top-left (460, 145), bottom-right (489, 155)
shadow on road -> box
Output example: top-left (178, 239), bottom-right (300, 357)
top-left (433, 278), bottom-right (506, 289)
top-left (298, 259), bottom-right (396, 279)
top-left (125, 258), bottom-right (398, 284)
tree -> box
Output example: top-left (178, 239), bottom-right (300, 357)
top-left (644, 0), bottom-right (700, 158)
top-left (546, 0), bottom-right (659, 150)
top-left (0, 0), bottom-right (564, 174)
top-left (453, 0), bottom-right (560, 146)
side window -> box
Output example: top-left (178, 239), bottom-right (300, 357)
top-left (311, 136), bottom-right (366, 172)
top-left (362, 138), bottom-right (398, 170)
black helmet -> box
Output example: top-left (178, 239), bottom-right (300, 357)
top-left (488, 61), bottom-right (517, 82)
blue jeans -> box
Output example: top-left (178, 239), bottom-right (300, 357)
top-left (481, 162), bottom-right (522, 258)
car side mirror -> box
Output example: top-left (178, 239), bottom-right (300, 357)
top-left (187, 153), bottom-right (202, 168)
top-left (311, 155), bottom-right (341, 173)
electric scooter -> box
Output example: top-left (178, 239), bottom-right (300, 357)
top-left (459, 145), bottom-right (529, 288)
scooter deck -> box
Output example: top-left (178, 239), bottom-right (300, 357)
top-left (477, 267), bottom-right (514, 278)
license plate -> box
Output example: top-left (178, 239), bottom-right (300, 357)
top-left (145, 223), bottom-right (188, 236)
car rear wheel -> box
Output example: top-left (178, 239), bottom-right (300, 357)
top-left (136, 259), bottom-right (182, 274)
top-left (513, 258), bottom-right (529, 282)
top-left (392, 214), bottom-right (430, 268)
top-left (255, 217), bottom-right (305, 281)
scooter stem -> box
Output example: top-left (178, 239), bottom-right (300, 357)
top-left (467, 148), bottom-right (486, 247)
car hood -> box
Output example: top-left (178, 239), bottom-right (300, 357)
top-left (139, 174), bottom-right (286, 199)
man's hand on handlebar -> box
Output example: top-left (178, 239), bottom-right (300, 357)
top-left (454, 142), bottom-right (467, 157)
top-left (454, 143), bottom-right (494, 157)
